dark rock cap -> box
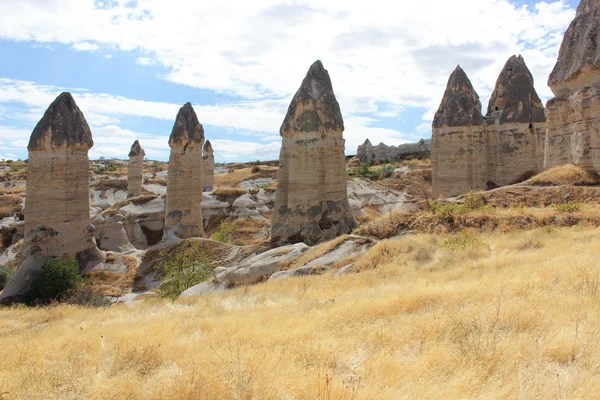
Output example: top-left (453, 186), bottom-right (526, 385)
top-left (486, 55), bottom-right (546, 124)
top-left (280, 60), bottom-right (344, 135)
top-left (203, 139), bottom-right (214, 154)
top-left (433, 65), bottom-right (483, 128)
top-left (28, 92), bottom-right (94, 151)
top-left (128, 140), bottom-right (146, 158)
top-left (169, 102), bottom-right (205, 148)
top-left (548, 0), bottom-right (600, 95)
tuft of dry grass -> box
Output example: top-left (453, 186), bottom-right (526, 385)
top-left (529, 164), bottom-right (598, 186)
top-left (92, 179), bottom-right (129, 192)
top-left (213, 188), bottom-right (248, 202)
top-left (2, 227), bottom-right (600, 398)
top-left (0, 194), bottom-right (22, 218)
top-left (354, 211), bottom-right (414, 239)
top-left (214, 166), bottom-right (278, 189)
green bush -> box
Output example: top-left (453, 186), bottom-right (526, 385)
top-left (211, 220), bottom-right (235, 244)
top-left (0, 265), bottom-right (14, 289)
top-left (156, 244), bottom-right (212, 299)
top-left (352, 163), bottom-right (371, 177)
top-left (556, 201), bottom-right (582, 213)
top-left (303, 236), bottom-right (320, 247)
top-left (33, 258), bottom-right (82, 300)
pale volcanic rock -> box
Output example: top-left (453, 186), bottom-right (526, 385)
top-left (271, 60), bottom-right (356, 242)
top-left (202, 139), bottom-right (215, 192)
top-left (432, 58), bottom-right (547, 198)
top-left (545, 0), bottom-right (600, 173)
top-left (127, 140), bottom-right (145, 197)
top-left (1, 93), bottom-right (103, 301)
top-left (164, 103), bottom-right (205, 238)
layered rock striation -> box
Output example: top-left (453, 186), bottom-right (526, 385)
top-left (544, 0), bottom-right (600, 173)
top-left (164, 103), bottom-right (205, 238)
top-left (1, 93), bottom-right (103, 301)
top-left (271, 60), bottom-right (356, 242)
top-left (432, 56), bottom-right (546, 198)
top-left (127, 140), bottom-right (145, 197)
top-left (356, 138), bottom-right (431, 164)
top-left (202, 140), bottom-right (214, 192)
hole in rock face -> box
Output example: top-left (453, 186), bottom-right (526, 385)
top-left (495, 107), bottom-right (499, 111)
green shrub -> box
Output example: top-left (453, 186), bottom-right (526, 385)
top-left (33, 258), bottom-right (82, 300)
top-left (303, 236), bottom-right (320, 247)
top-left (211, 220), bottom-right (235, 244)
top-left (0, 265), bottom-right (14, 288)
top-left (352, 163), bottom-right (371, 177)
top-left (156, 244), bottom-right (212, 299)
top-left (556, 201), bottom-right (582, 213)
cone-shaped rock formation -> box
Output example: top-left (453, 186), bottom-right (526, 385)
top-left (127, 140), bottom-right (145, 197)
top-left (545, 0), bottom-right (600, 172)
top-left (202, 140), bottom-right (214, 192)
top-left (164, 103), bottom-right (205, 238)
top-left (1, 92), bottom-right (103, 302)
top-left (272, 60), bottom-right (356, 242)
top-left (432, 57), bottom-right (546, 198)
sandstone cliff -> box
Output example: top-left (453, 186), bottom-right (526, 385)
top-left (127, 140), bottom-right (145, 197)
top-left (272, 60), bottom-right (356, 242)
top-left (432, 57), bottom-right (546, 198)
top-left (164, 102), bottom-right (205, 238)
top-left (202, 140), bottom-right (215, 192)
top-left (356, 138), bottom-right (431, 164)
top-left (544, 0), bottom-right (600, 173)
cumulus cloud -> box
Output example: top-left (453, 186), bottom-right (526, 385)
top-left (72, 41), bottom-right (99, 52)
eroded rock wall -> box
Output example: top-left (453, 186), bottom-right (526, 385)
top-left (544, 0), bottom-right (600, 173)
top-left (356, 139), bottom-right (431, 164)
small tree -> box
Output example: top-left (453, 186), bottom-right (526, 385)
top-left (211, 220), bottom-right (235, 244)
top-left (156, 244), bottom-right (212, 299)
top-left (33, 258), bottom-right (82, 300)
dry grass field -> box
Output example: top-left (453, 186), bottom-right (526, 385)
top-left (2, 226), bottom-right (600, 399)
top-left (214, 166), bottom-right (278, 189)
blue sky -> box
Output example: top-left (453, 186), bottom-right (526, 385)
top-left (0, 0), bottom-right (579, 162)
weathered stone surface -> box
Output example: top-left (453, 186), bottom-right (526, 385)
top-left (548, 0), bottom-right (600, 96)
top-left (545, 1), bottom-right (600, 173)
top-left (2, 93), bottom-right (103, 302)
top-left (213, 243), bottom-right (308, 286)
top-left (433, 65), bottom-right (484, 128)
top-left (202, 139), bottom-right (214, 192)
top-left (432, 58), bottom-right (546, 198)
top-left (127, 140), bottom-right (145, 197)
top-left (272, 60), bottom-right (356, 242)
top-left (486, 55), bottom-right (546, 124)
top-left (164, 103), bottom-right (205, 238)
top-left (356, 138), bottom-right (431, 164)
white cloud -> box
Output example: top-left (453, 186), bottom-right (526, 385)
top-left (72, 41), bottom-right (99, 52)
top-left (136, 57), bottom-right (154, 65)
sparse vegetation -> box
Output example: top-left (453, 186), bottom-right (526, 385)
top-left (556, 201), bottom-right (582, 213)
top-left (31, 258), bottom-right (82, 301)
top-left (429, 192), bottom-right (493, 223)
top-left (530, 164), bottom-right (597, 186)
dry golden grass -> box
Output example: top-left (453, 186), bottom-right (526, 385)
top-left (529, 164), bottom-right (598, 186)
top-left (214, 166), bottom-right (278, 189)
top-left (3, 227), bottom-right (600, 398)
top-left (0, 194), bottom-right (23, 218)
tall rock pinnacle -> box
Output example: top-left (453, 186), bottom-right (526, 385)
top-left (272, 60), bottom-right (356, 243)
top-left (202, 139), bottom-right (215, 192)
top-left (164, 103), bottom-right (205, 238)
top-left (128, 140), bottom-right (145, 197)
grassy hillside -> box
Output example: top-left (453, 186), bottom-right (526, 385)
top-left (2, 226), bottom-right (600, 399)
